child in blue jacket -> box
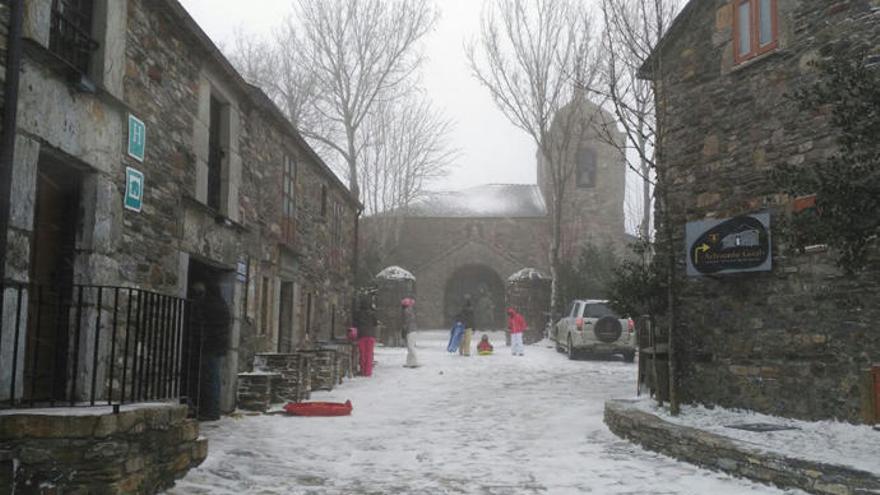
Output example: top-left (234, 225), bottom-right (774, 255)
top-left (447, 317), bottom-right (465, 353)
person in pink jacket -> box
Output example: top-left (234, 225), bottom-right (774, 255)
top-left (507, 307), bottom-right (527, 356)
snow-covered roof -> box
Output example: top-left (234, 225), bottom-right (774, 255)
top-left (403, 184), bottom-right (547, 218)
top-left (375, 265), bottom-right (416, 280)
top-left (507, 267), bottom-right (550, 282)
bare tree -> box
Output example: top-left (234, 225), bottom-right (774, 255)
top-left (591, 0), bottom-right (681, 241)
top-left (592, 0), bottom-right (683, 414)
top-left (359, 94), bottom-right (456, 248)
top-left (288, 0), bottom-right (439, 200)
top-left (227, 26), bottom-right (318, 135)
top-left (468, 0), bottom-right (600, 319)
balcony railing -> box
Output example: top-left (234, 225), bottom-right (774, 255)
top-left (0, 282), bottom-right (192, 409)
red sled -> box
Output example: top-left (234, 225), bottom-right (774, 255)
top-left (283, 400), bottom-right (352, 416)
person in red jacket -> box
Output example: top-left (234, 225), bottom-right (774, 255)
top-left (476, 334), bottom-right (494, 355)
top-left (507, 307), bottom-right (527, 356)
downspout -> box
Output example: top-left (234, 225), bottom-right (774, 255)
top-left (0, 0), bottom-right (24, 286)
top-left (351, 207), bottom-right (362, 324)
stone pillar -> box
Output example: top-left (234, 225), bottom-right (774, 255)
top-left (374, 266), bottom-right (416, 346)
top-left (505, 268), bottom-right (551, 345)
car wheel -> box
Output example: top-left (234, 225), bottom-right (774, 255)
top-left (567, 336), bottom-right (577, 360)
top-left (623, 351), bottom-right (635, 363)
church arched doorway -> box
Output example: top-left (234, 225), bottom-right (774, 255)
top-left (443, 264), bottom-right (506, 330)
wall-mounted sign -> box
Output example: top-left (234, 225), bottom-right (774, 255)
top-left (124, 167), bottom-right (145, 212)
top-left (127, 114), bottom-right (146, 162)
top-left (685, 213), bottom-right (771, 276)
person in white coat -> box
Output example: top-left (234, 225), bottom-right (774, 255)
top-left (401, 298), bottom-right (420, 368)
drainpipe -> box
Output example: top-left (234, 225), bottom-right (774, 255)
top-left (0, 0), bottom-right (24, 288)
top-left (351, 207), bottom-right (362, 324)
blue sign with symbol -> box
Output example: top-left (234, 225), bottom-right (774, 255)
top-left (128, 114), bottom-right (146, 162)
top-left (124, 167), bottom-right (144, 212)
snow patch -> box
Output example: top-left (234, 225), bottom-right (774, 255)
top-left (0, 401), bottom-right (176, 417)
top-left (633, 399), bottom-right (880, 475)
top-left (405, 184), bottom-right (547, 218)
top-left (375, 265), bottom-right (415, 280)
top-left (507, 267), bottom-right (550, 282)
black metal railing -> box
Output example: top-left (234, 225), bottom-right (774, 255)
top-left (0, 282), bottom-right (191, 409)
top-left (49, 0), bottom-right (99, 74)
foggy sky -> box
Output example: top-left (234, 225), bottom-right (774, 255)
top-left (177, 0), bottom-right (539, 192)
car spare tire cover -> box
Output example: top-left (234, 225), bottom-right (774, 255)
top-left (593, 316), bottom-right (622, 343)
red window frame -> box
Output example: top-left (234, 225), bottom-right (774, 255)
top-left (282, 156), bottom-right (296, 245)
top-left (732, 0), bottom-right (778, 64)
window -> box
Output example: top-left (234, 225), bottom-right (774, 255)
top-left (584, 303), bottom-right (617, 319)
top-left (733, 0), bottom-right (778, 64)
top-left (576, 148), bottom-right (597, 188)
top-left (330, 202), bottom-right (344, 269)
top-left (282, 156), bottom-right (296, 245)
top-left (320, 184), bottom-right (328, 218)
top-left (207, 95), bottom-right (226, 211)
top-left (259, 276), bottom-right (271, 335)
top-left (49, 0), bottom-right (98, 74)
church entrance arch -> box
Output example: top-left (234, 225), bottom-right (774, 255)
top-left (443, 264), bottom-right (506, 330)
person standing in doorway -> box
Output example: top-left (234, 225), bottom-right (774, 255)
top-left (459, 295), bottom-right (475, 357)
top-left (401, 297), bottom-right (420, 368)
top-left (507, 306), bottom-right (527, 357)
top-left (191, 281), bottom-right (230, 421)
top-left (355, 297), bottom-right (378, 377)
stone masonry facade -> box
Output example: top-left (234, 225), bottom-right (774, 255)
top-left (0, 0), bottom-right (359, 491)
top-left (1, 0), bottom-right (358, 408)
top-left (647, 0), bottom-right (880, 422)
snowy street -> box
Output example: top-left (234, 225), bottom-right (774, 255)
top-left (170, 331), bottom-right (800, 495)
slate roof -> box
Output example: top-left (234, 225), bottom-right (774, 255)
top-left (403, 184), bottom-right (547, 218)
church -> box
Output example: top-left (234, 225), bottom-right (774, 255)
top-left (362, 98), bottom-right (629, 330)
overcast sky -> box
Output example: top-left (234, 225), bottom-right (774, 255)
top-left (178, 0), bottom-right (538, 192)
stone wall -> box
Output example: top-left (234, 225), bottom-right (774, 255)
top-left (649, 1), bottom-right (880, 422)
top-left (366, 216), bottom-right (549, 329)
top-left (605, 400), bottom-right (880, 495)
top-left (0, 404), bottom-right (207, 494)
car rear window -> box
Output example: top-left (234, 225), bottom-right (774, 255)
top-left (583, 303), bottom-right (617, 319)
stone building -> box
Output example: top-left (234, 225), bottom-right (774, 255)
top-left (643, 0), bottom-right (880, 422)
top-left (0, 0), bottom-right (358, 490)
top-left (363, 100), bottom-right (629, 330)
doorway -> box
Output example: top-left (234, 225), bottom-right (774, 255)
top-left (443, 264), bottom-right (506, 330)
top-left (182, 259), bottom-right (232, 415)
top-left (24, 159), bottom-right (82, 402)
top-left (278, 281), bottom-right (295, 352)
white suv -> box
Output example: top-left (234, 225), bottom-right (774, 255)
top-left (552, 299), bottom-right (635, 362)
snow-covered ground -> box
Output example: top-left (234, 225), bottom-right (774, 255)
top-left (169, 331), bottom-right (803, 494)
top-left (634, 400), bottom-right (880, 475)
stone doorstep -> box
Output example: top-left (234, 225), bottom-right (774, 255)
top-left (604, 400), bottom-right (880, 495)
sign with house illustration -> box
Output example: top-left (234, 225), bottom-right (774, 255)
top-left (685, 213), bottom-right (771, 276)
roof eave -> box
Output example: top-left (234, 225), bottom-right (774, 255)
top-left (637, 0), bottom-right (700, 80)
top-left (160, 0), bottom-right (362, 211)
